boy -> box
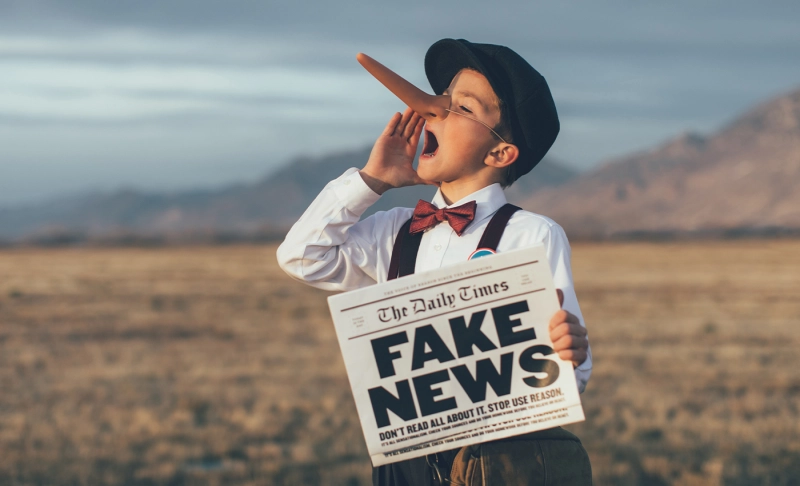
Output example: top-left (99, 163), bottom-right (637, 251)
top-left (277, 38), bottom-right (592, 485)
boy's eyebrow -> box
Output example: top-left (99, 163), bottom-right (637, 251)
top-left (445, 89), bottom-right (493, 111)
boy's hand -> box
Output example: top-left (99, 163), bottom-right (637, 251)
top-left (549, 289), bottom-right (588, 368)
top-left (360, 107), bottom-right (435, 194)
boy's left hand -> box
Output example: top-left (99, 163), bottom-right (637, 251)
top-left (549, 289), bottom-right (588, 368)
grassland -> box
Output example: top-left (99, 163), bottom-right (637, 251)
top-left (0, 241), bottom-right (798, 485)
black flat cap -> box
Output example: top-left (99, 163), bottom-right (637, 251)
top-left (424, 39), bottom-right (560, 180)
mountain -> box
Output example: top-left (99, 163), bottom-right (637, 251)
top-left (0, 148), bottom-right (575, 242)
top-left (6, 85), bottom-right (799, 244)
top-left (521, 87), bottom-right (800, 238)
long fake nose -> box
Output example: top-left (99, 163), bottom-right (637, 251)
top-left (356, 53), bottom-right (450, 122)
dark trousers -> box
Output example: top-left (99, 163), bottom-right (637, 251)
top-left (373, 427), bottom-right (592, 486)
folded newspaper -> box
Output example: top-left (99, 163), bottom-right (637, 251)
top-left (327, 244), bottom-right (585, 466)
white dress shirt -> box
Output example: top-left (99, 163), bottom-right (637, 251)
top-left (277, 167), bottom-right (592, 392)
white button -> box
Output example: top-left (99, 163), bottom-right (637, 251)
top-left (434, 244), bottom-right (442, 251)
top-left (343, 179), bottom-right (351, 185)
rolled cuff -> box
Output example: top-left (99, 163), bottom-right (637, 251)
top-left (330, 168), bottom-right (382, 216)
top-left (573, 346), bottom-right (593, 393)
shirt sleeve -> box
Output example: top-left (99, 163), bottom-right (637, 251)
top-left (276, 168), bottom-right (408, 292)
top-left (543, 223), bottom-right (593, 394)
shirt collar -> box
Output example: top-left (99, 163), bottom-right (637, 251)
top-left (431, 183), bottom-right (508, 225)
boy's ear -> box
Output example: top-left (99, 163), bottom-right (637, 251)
top-left (485, 143), bottom-right (519, 169)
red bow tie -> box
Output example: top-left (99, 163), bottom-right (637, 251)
top-left (409, 199), bottom-right (477, 236)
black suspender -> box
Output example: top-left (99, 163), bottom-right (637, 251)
top-left (476, 203), bottom-right (521, 251)
top-left (387, 203), bottom-right (521, 281)
top-left (386, 218), bottom-right (423, 281)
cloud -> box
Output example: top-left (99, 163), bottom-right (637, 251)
top-left (0, 55), bottom-right (385, 122)
top-left (0, 0), bottom-right (799, 206)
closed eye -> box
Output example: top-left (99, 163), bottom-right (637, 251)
top-left (459, 105), bottom-right (473, 114)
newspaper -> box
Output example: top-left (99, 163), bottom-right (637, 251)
top-left (327, 244), bottom-right (585, 466)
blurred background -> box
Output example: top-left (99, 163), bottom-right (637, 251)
top-left (1, 1), bottom-right (799, 484)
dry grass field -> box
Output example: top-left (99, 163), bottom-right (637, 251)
top-left (0, 241), bottom-right (798, 485)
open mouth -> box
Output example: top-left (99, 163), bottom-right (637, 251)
top-left (422, 129), bottom-right (439, 157)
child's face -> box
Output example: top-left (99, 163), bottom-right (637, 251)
top-left (418, 69), bottom-right (504, 185)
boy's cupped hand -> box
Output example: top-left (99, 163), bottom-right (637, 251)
top-left (360, 108), bottom-right (437, 194)
top-left (550, 289), bottom-right (589, 368)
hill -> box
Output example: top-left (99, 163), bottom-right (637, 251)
top-left (0, 148), bottom-right (575, 242)
top-left (521, 87), bottom-right (800, 238)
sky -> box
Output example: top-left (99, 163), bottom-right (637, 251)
top-left (1, 0), bottom-right (799, 207)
